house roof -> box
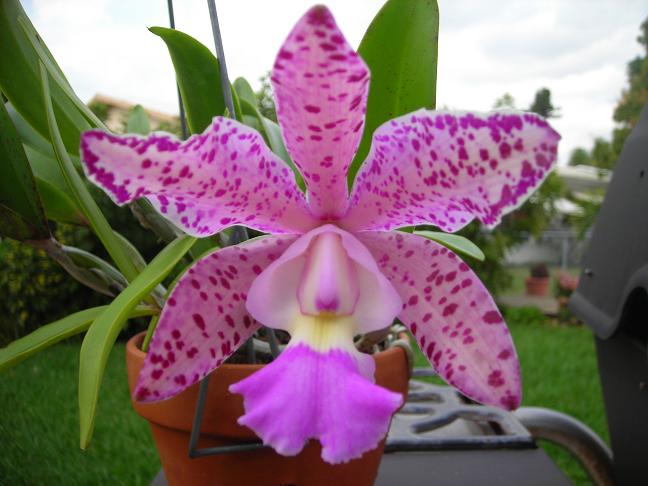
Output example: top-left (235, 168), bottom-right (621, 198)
top-left (87, 93), bottom-right (178, 124)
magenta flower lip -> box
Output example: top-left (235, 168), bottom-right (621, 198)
top-left (80, 5), bottom-right (559, 463)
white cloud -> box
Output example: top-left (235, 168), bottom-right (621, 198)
top-left (24, 0), bottom-right (647, 164)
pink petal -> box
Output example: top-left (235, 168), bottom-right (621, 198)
top-left (80, 118), bottom-right (317, 236)
top-left (342, 110), bottom-right (560, 233)
top-left (357, 231), bottom-right (521, 410)
top-left (297, 232), bottom-right (359, 316)
top-left (230, 343), bottom-right (402, 464)
top-left (246, 224), bottom-right (401, 334)
top-left (271, 6), bottom-right (370, 219)
top-left (134, 234), bottom-right (298, 402)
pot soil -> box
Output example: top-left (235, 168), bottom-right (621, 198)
top-left (126, 332), bottom-right (410, 486)
top-left (525, 276), bottom-right (551, 296)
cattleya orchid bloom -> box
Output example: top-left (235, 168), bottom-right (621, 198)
top-left (80, 6), bottom-right (559, 464)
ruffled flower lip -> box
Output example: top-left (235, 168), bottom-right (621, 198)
top-left (230, 342), bottom-right (403, 464)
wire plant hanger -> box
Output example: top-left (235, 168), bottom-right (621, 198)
top-left (165, 0), bottom-right (276, 458)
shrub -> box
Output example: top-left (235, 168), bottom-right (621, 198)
top-left (0, 225), bottom-right (108, 346)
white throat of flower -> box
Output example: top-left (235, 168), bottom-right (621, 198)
top-left (289, 232), bottom-right (360, 354)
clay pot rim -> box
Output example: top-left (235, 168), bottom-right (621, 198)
top-left (127, 331), bottom-right (409, 371)
top-left (127, 331), bottom-right (266, 373)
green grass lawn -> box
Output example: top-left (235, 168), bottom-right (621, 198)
top-left (1, 314), bottom-right (606, 485)
top-left (0, 342), bottom-right (160, 485)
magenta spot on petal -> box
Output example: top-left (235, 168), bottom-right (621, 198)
top-left (487, 370), bottom-right (505, 387)
top-left (483, 310), bottom-right (503, 324)
top-left (193, 313), bottom-right (206, 330)
top-left (442, 303), bottom-right (458, 317)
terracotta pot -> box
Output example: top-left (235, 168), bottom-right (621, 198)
top-left (525, 276), bottom-right (551, 296)
top-left (126, 332), bottom-right (410, 486)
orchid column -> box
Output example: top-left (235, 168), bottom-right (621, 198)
top-left (80, 6), bottom-right (559, 464)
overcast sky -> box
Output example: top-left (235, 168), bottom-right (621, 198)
top-left (23, 0), bottom-right (647, 164)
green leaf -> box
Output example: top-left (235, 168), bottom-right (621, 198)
top-left (16, 16), bottom-right (106, 131)
top-left (149, 26), bottom-right (225, 134)
top-left (78, 235), bottom-right (196, 449)
top-left (41, 62), bottom-right (141, 283)
top-left (0, 99), bottom-right (49, 240)
top-left (9, 107), bottom-right (85, 225)
top-left (349, 0), bottom-right (439, 185)
top-left (126, 105), bottom-right (151, 135)
top-left (62, 245), bottom-right (129, 291)
top-left (21, 143), bottom-right (86, 225)
top-left (233, 77), bottom-right (257, 106)
top-left (7, 102), bottom-right (83, 175)
top-left (0, 306), bottom-right (156, 373)
top-left (414, 230), bottom-right (485, 261)
top-left (7, 102), bottom-right (56, 158)
top-left (0, 1), bottom-right (92, 154)
top-left (35, 177), bottom-right (87, 225)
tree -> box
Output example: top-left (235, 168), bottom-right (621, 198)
top-left (493, 93), bottom-right (516, 109)
top-left (569, 16), bottom-right (648, 170)
top-left (529, 87), bottom-right (560, 118)
top-left (568, 147), bottom-right (589, 166)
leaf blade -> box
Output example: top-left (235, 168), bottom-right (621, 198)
top-left (0, 98), bottom-right (49, 240)
top-left (0, 306), bottom-right (156, 373)
top-left (149, 26), bottom-right (225, 134)
top-left (0, 1), bottom-right (92, 153)
top-left (349, 0), bottom-right (439, 185)
top-left (414, 230), bottom-right (485, 261)
top-left (78, 235), bottom-right (196, 449)
top-left (126, 105), bottom-right (151, 135)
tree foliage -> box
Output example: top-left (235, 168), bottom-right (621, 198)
top-left (569, 16), bottom-right (648, 169)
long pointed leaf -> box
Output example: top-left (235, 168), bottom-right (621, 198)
top-left (349, 0), bottom-right (439, 185)
top-left (0, 0), bottom-right (91, 154)
top-left (149, 26), bottom-right (225, 134)
top-left (40, 62), bottom-right (140, 283)
top-left (126, 105), bottom-right (151, 135)
top-left (414, 230), bottom-right (485, 261)
top-left (78, 235), bottom-right (196, 449)
top-left (233, 77), bottom-right (257, 106)
top-left (35, 177), bottom-right (87, 225)
top-left (0, 99), bottom-right (49, 240)
top-left (0, 306), bottom-right (156, 373)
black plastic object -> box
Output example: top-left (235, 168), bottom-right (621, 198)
top-left (569, 102), bottom-right (648, 485)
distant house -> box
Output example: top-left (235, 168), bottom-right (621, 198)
top-left (87, 93), bottom-right (179, 133)
top-left (505, 165), bottom-right (611, 268)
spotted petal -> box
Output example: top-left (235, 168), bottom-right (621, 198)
top-left (271, 6), bottom-right (370, 219)
top-left (81, 118), bottom-right (317, 236)
top-left (357, 231), bottom-right (521, 410)
top-left (134, 234), bottom-right (298, 402)
top-left (342, 110), bottom-right (560, 233)
top-left (230, 343), bottom-right (402, 464)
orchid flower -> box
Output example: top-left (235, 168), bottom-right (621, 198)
top-left (80, 6), bottom-right (559, 464)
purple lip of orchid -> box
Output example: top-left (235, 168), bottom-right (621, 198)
top-left (79, 5), bottom-right (559, 464)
